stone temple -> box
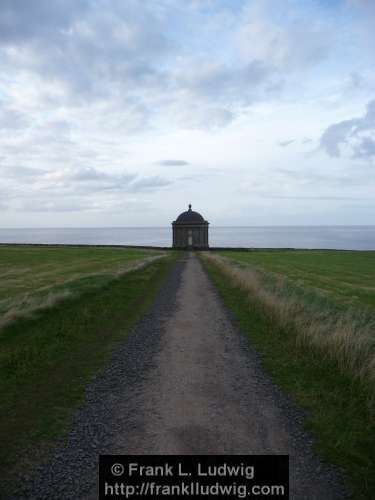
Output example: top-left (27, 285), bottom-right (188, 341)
top-left (172, 204), bottom-right (209, 249)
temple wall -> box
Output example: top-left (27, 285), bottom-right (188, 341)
top-left (172, 224), bottom-right (209, 249)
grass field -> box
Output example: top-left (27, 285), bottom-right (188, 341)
top-left (219, 250), bottom-right (375, 309)
top-left (202, 250), bottom-right (375, 499)
top-left (0, 245), bottom-right (176, 489)
top-left (0, 245), bottom-right (163, 330)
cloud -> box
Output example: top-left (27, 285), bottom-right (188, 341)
top-left (1, 1), bottom-right (374, 226)
top-left (0, 0), bottom-right (175, 145)
top-left (346, 0), bottom-right (375, 14)
top-left (262, 194), bottom-right (368, 201)
top-left (164, 103), bottom-right (235, 129)
top-left (157, 160), bottom-right (190, 166)
top-left (347, 71), bottom-right (367, 91)
top-left (236, 1), bottom-right (333, 71)
top-left (2, 166), bottom-right (45, 178)
top-left (38, 166), bottom-right (171, 195)
top-left (320, 119), bottom-right (357, 157)
top-left (274, 166), bottom-right (371, 189)
top-left (0, 1), bottom-right (90, 43)
top-left (130, 176), bottom-right (171, 192)
top-left (19, 198), bottom-right (93, 213)
top-left (0, 0), bottom-right (285, 134)
top-left (0, 106), bottom-right (29, 130)
top-left (353, 136), bottom-right (375, 159)
top-left (278, 140), bottom-right (295, 147)
top-left (1, 164), bottom-right (172, 215)
top-left (67, 167), bottom-right (137, 187)
top-left (173, 59), bottom-right (272, 105)
top-left (320, 99), bottom-right (375, 158)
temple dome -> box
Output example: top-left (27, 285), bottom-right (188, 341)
top-left (175, 204), bottom-right (205, 223)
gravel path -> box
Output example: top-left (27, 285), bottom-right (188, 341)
top-left (12, 253), bottom-right (347, 499)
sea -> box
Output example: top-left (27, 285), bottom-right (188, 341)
top-left (0, 226), bottom-right (375, 250)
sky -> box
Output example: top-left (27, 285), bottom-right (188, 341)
top-left (0, 0), bottom-right (375, 227)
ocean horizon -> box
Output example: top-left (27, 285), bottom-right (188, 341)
top-left (1, 226), bottom-right (375, 250)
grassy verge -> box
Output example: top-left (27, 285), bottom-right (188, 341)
top-left (208, 253), bottom-right (375, 389)
top-left (0, 251), bottom-right (177, 487)
top-left (201, 253), bottom-right (375, 500)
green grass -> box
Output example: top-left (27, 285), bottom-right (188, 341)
top-left (202, 254), bottom-right (375, 499)
top-left (0, 248), bottom-right (177, 489)
top-left (219, 250), bottom-right (375, 309)
top-left (0, 245), bottom-right (163, 329)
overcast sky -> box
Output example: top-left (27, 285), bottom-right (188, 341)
top-left (1, 0), bottom-right (375, 227)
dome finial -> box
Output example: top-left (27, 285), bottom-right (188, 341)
top-left (188, 203), bottom-right (192, 210)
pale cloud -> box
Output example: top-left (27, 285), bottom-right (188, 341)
top-left (346, 0), bottom-right (375, 14)
top-left (157, 160), bottom-right (190, 166)
top-left (130, 176), bottom-right (171, 192)
top-left (235, 1), bottom-right (333, 71)
top-left (19, 199), bottom-right (94, 213)
top-left (35, 167), bottom-right (171, 195)
top-left (2, 166), bottom-right (45, 178)
top-left (278, 140), bottom-right (295, 147)
top-left (2, 164), bottom-right (171, 216)
top-left (172, 59), bottom-right (272, 105)
top-left (0, 106), bottom-right (29, 130)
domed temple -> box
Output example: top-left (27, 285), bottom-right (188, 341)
top-left (172, 204), bottom-right (209, 249)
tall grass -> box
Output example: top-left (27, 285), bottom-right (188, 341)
top-left (203, 253), bottom-right (375, 402)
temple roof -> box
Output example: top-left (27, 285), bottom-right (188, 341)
top-left (174, 204), bottom-right (206, 224)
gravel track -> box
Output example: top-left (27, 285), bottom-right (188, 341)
top-left (10, 253), bottom-right (347, 499)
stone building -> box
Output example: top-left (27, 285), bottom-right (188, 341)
top-left (172, 204), bottom-right (209, 249)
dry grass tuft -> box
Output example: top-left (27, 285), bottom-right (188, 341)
top-left (113, 253), bottom-right (167, 277)
top-left (0, 290), bottom-right (73, 330)
top-left (203, 253), bottom-right (375, 391)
